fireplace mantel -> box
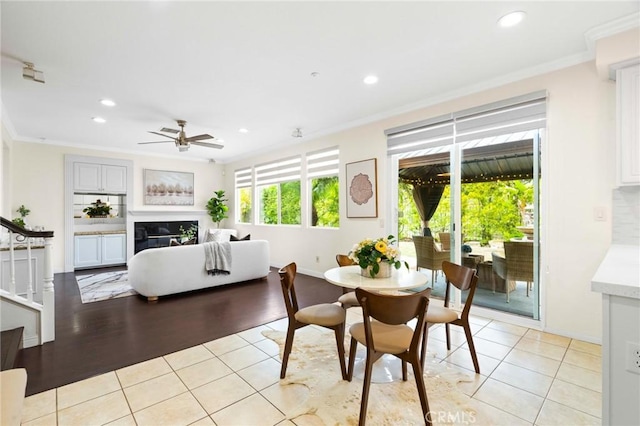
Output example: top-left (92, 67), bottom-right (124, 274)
top-left (128, 210), bottom-right (208, 217)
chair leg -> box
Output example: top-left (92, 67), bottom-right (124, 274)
top-left (280, 325), bottom-right (296, 379)
top-left (411, 355), bottom-right (432, 426)
top-left (359, 348), bottom-right (375, 426)
top-left (431, 270), bottom-right (435, 288)
top-left (421, 323), bottom-right (430, 370)
top-left (402, 360), bottom-right (407, 381)
top-left (445, 322), bottom-right (451, 351)
top-left (334, 323), bottom-right (348, 380)
top-left (463, 322), bottom-right (480, 374)
top-left (347, 337), bottom-right (358, 381)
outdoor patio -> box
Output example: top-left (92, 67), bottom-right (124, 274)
top-left (399, 240), bottom-right (534, 318)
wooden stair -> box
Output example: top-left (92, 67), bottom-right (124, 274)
top-left (1, 327), bottom-right (24, 371)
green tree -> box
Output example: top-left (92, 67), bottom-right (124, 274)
top-left (259, 185), bottom-right (278, 224)
top-left (397, 179), bottom-right (533, 246)
top-left (238, 188), bottom-right (252, 223)
top-left (311, 176), bottom-right (339, 227)
top-left (281, 181), bottom-right (301, 225)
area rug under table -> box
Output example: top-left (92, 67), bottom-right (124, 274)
top-left (75, 270), bottom-right (137, 303)
top-left (263, 329), bottom-right (516, 425)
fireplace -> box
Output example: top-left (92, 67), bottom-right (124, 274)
top-left (134, 220), bottom-right (198, 253)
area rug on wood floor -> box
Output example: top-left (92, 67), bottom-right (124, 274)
top-left (76, 271), bottom-right (137, 303)
top-left (263, 329), bottom-right (515, 425)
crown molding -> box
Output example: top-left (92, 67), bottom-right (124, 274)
top-left (584, 12), bottom-right (640, 53)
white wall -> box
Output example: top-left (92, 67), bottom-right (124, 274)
top-left (223, 58), bottom-right (625, 342)
top-left (7, 142), bottom-right (224, 271)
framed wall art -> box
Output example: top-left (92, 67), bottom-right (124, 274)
top-left (346, 158), bottom-right (378, 218)
top-left (143, 169), bottom-right (194, 206)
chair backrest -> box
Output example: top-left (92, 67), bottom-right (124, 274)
top-left (504, 241), bottom-right (534, 282)
top-left (438, 232), bottom-right (451, 251)
top-left (442, 261), bottom-right (478, 318)
top-left (355, 287), bottom-right (431, 350)
top-left (438, 232), bottom-right (463, 251)
top-left (413, 236), bottom-right (449, 270)
top-left (278, 262), bottom-right (299, 319)
top-left (336, 254), bottom-right (356, 267)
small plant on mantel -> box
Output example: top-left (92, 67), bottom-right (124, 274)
top-left (206, 190), bottom-right (228, 228)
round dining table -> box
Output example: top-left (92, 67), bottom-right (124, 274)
top-left (323, 264), bottom-right (429, 383)
top-left (323, 265), bottom-right (428, 291)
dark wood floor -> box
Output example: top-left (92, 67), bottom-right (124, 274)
top-left (16, 266), bottom-right (342, 396)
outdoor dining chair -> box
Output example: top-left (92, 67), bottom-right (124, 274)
top-left (413, 235), bottom-right (450, 287)
top-left (278, 262), bottom-right (348, 380)
top-left (423, 261), bottom-right (480, 374)
top-left (348, 287), bottom-right (433, 426)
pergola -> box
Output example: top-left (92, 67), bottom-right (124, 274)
top-left (398, 139), bottom-right (536, 235)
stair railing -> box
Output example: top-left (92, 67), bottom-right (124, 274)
top-left (1, 217), bottom-right (55, 344)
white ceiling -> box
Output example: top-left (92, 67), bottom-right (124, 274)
top-left (1, 1), bottom-right (638, 163)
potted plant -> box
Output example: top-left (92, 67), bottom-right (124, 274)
top-left (206, 190), bottom-right (228, 228)
top-left (83, 199), bottom-right (112, 218)
top-left (12, 204), bottom-right (30, 228)
top-left (179, 224), bottom-right (198, 244)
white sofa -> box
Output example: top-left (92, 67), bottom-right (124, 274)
top-left (128, 238), bottom-right (270, 301)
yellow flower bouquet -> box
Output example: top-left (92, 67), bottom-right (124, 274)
top-left (348, 235), bottom-right (409, 278)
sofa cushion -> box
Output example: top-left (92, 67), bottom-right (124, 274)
top-left (204, 228), bottom-right (238, 242)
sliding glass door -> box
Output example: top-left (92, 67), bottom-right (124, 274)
top-left (390, 92), bottom-right (545, 319)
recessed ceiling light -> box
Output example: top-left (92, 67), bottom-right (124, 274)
top-left (217, 139), bottom-right (225, 143)
top-left (239, 128), bottom-right (249, 133)
top-left (498, 11), bottom-right (526, 28)
top-left (363, 75), bottom-right (378, 85)
top-left (92, 117), bottom-right (106, 123)
top-left (100, 99), bottom-right (116, 107)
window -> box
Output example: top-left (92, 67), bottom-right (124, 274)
top-left (255, 157), bottom-right (301, 225)
top-left (234, 168), bottom-right (252, 223)
top-left (307, 148), bottom-right (339, 228)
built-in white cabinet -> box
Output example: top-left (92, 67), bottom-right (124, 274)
top-left (617, 63), bottom-right (640, 186)
top-left (74, 162), bottom-right (127, 194)
top-left (74, 233), bottom-right (126, 268)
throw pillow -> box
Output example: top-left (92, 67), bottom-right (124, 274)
top-left (230, 234), bottom-right (251, 242)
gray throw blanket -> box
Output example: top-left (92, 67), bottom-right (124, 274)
top-left (204, 241), bottom-right (232, 275)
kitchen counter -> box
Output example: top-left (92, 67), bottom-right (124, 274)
top-left (591, 243), bottom-right (640, 426)
top-left (591, 244), bottom-right (640, 299)
top-left (74, 230), bottom-right (125, 236)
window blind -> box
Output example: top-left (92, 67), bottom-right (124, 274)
top-left (234, 168), bottom-right (252, 189)
top-left (255, 156), bottom-right (301, 186)
top-left (307, 147), bottom-right (339, 179)
top-left (385, 91), bottom-right (546, 152)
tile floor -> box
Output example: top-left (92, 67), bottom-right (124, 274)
top-left (20, 308), bottom-right (602, 426)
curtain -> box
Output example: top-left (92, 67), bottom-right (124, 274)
top-left (412, 184), bottom-right (445, 236)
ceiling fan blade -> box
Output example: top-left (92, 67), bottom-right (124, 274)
top-left (190, 141), bottom-right (224, 149)
top-left (185, 133), bottom-right (214, 142)
top-left (159, 127), bottom-right (180, 134)
top-left (138, 141), bottom-right (175, 145)
top-left (148, 131), bottom-right (177, 140)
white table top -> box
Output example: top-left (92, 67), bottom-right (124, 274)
top-left (323, 265), bottom-right (428, 291)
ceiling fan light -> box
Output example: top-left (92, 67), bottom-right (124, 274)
top-left (178, 144), bottom-right (189, 152)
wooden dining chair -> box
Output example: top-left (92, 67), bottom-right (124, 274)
top-left (335, 254), bottom-right (360, 310)
top-left (278, 262), bottom-right (348, 380)
top-left (348, 287), bottom-right (433, 426)
top-left (423, 261), bottom-right (480, 374)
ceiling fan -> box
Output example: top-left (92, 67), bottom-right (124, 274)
top-left (139, 120), bottom-right (223, 152)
